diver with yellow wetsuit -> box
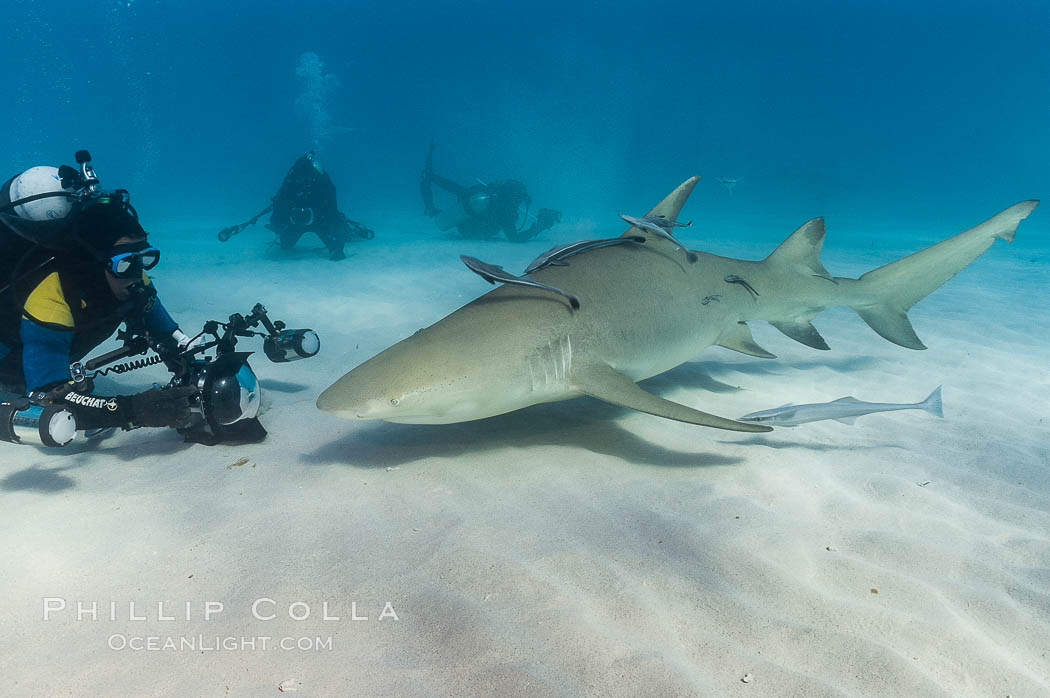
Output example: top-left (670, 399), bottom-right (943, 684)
top-left (0, 154), bottom-right (198, 439)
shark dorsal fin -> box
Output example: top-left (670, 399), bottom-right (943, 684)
top-left (621, 177), bottom-right (699, 239)
top-left (715, 322), bottom-right (777, 359)
top-left (832, 396), bottom-right (862, 403)
top-left (764, 218), bottom-right (833, 280)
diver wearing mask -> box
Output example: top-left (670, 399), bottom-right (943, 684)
top-left (0, 158), bottom-right (198, 432)
top-left (218, 152), bottom-right (375, 260)
top-left (419, 143), bottom-right (562, 242)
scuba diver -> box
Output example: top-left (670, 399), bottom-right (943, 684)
top-left (218, 152), bottom-right (374, 260)
top-left (0, 152), bottom-right (200, 440)
top-left (419, 144), bottom-right (562, 242)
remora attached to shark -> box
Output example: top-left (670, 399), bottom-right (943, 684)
top-left (317, 177), bottom-right (1037, 433)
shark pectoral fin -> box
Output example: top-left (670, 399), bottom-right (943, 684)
top-left (768, 319), bottom-right (830, 350)
top-left (716, 322), bottom-right (777, 359)
top-left (852, 305), bottom-right (926, 350)
top-left (570, 364), bottom-right (772, 433)
top-left (833, 417), bottom-right (858, 425)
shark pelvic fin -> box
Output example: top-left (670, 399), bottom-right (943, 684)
top-left (764, 217), bottom-right (833, 280)
top-left (716, 322), bottom-right (777, 358)
top-left (570, 363), bottom-right (771, 432)
top-left (768, 318), bottom-right (830, 350)
top-left (852, 305), bottom-right (925, 350)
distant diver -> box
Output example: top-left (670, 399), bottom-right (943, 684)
top-left (218, 152), bottom-right (375, 261)
top-left (420, 143), bottom-right (561, 242)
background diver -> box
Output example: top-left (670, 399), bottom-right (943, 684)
top-left (420, 144), bottom-right (561, 242)
top-left (0, 154), bottom-right (202, 440)
top-left (218, 152), bottom-right (374, 260)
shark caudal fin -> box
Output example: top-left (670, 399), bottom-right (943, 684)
top-left (920, 385), bottom-right (944, 418)
top-left (850, 201), bottom-right (1038, 349)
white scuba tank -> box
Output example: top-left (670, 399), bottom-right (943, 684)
top-left (5, 166), bottom-right (74, 221)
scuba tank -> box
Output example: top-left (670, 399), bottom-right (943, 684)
top-left (0, 151), bottom-right (102, 346)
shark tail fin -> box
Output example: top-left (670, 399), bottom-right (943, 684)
top-left (920, 385), bottom-right (943, 418)
top-left (850, 201), bottom-right (1038, 349)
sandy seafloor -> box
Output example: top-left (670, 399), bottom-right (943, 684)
top-left (1, 205), bottom-right (1048, 697)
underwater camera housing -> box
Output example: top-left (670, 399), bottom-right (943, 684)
top-left (176, 351), bottom-right (265, 445)
top-left (65, 302), bottom-right (320, 447)
top-left (159, 303), bottom-right (318, 445)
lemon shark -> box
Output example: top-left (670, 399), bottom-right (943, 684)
top-left (317, 177), bottom-right (1037, 433)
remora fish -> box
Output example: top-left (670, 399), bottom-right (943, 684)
top-left (718, 176), bottom-right (742, 193)
top-left (739, 386), bottom-right (943, 427)
top-left (317, 176), bottom-right (1036, 435)
top-left (460, 255), bottom-right (581, 309)
top-left (619, 213), bottom-right (699, 263)
top-left (525, 236), bottom-right (645, 275)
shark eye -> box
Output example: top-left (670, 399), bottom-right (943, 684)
top-left (390, 398), bottom-right (399, 406)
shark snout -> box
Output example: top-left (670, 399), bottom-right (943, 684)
top-left (316, 387), bottom-right (394, 420)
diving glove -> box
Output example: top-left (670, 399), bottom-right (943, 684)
top-left (44, 384), bottom-right (194, 431)
top-left (124, 386), bottom-right (199, 429)
top-left (535, 208), bottom-right (562, 232)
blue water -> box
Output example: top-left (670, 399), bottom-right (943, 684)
top-left (4, 0), bottom-right (1048, 244)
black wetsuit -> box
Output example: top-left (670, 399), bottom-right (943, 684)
top-left (421, 155), bottom-right (560, 242)
top-left (268, 156), bottom-right (373, 260)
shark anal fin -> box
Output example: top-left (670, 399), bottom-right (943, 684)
top-left (769, 319), bottom-right (830, 351)
top-left (570, 363), bottom-right (771, 433)
top-left (853, 305), bottom-right (926, 350)
top-left (716, 322), bottom-right (777, 359)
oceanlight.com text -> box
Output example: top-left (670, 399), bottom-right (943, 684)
top-left (107, 634), bottom-right (334, 652)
